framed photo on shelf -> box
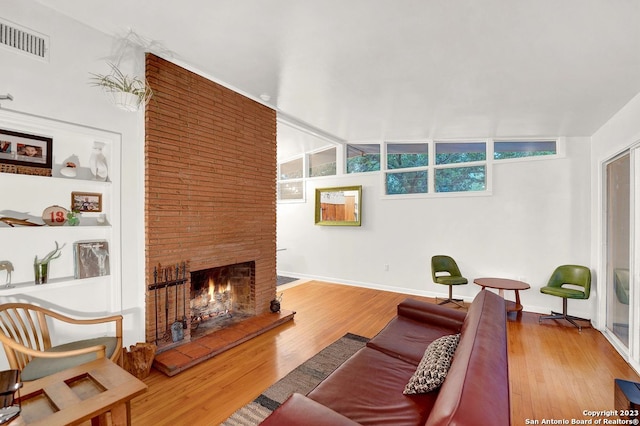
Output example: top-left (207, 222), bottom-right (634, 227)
top-left (71, 192), bottom-right (102, 212)
top-left (74, 240), bottom-right (110, 279)
top-left (0, 128), bottom-right (53, 171)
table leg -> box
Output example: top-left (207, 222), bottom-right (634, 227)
top-left (106, 403), bottom-right (131, 426)
top-left (514, 290), bottom-right (522, 311)
top-left (91, 413), bottom-right (108, 425)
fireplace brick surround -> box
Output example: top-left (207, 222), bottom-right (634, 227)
top-left (144, 54), bottom-right (279, 351)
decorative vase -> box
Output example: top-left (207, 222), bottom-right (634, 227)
top-left (270, 299), bottom-right (281, 313)
top-left (89, 142), bottom-right (108, 181)
top-left (34, 262), bottom-right (48, 285)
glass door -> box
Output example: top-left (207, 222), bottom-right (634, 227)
top-left (605, 152), bottom-right (630, 347)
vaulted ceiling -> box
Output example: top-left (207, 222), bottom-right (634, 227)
top-left (36, 0), bottom-right (640, 158)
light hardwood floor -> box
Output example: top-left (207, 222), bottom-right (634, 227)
top-left (130, 280), bottom-right (640, 425)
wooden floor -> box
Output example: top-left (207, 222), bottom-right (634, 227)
top-left (130, 280), bottom-right (640, 425)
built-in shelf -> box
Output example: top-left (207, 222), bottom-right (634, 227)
top-left (0, 108), bottom-right (121, 313)
top-left (0, 275), bottom-right (110, 295)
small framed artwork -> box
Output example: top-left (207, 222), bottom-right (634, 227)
top-left (0, 128), bottom-right (53, 170)
top-left (73, 240), bottom-right (110, 279)
top-left (71, 192), bottom-right (102, 212)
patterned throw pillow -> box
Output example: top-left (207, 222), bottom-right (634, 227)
top-left (403, 333), bottom-right (461, 394)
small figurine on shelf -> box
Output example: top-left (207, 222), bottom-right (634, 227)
top-left (0, 261), bottom-right (14, 289)
top-left (34, 241), bottom-right (65, 285)
top-left (89, 142), bottom-right (108, 181)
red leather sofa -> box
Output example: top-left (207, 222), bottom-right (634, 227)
top-left (260, 290), bottom-right (510, 425)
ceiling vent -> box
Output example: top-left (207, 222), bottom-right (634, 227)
top-left (0, 18), bottom-right (49, 62)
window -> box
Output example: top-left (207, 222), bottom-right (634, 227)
top-left (494, 140), bottom-right (556, 160)
top-left (434, 142), bottom-right (486, 193)
top-left (435, 166), bottom-right (486, 193)
top-left (386, 171), bottom-right (428, 194)
top-left (309, 147), bottom-right (336, 177)
top-left (346, 144), bottom-right (380, 173)
top-left (387, 143), bottom-right (428, 169)
top-left (385, 143), bottom-right (429, 195)
top-left (279, 157), bottom-right (303, 180)
top-left (278, 157), bottom-right (304, 200)
top-left (435, 141), bottom-right (486, 164)
top-left (278, 181), bottom-right (304, 200)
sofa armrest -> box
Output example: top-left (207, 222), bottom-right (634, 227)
top-left (397, 298), bottom-right (466, 330)
top-left (260, 393), bottom-right (360, 426)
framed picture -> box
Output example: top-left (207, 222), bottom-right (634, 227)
top-left (73, 240), bottom-right (110, 279)
top-left (71, 192), bottom-right (102, 212)
top-left (0, 129), bottom-right (53, 169)
top-left (315, 185), bottom-right (362, 226)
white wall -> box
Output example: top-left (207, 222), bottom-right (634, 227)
top-left (278, 137), bottom-right (593, 317)
top-left (0, 0), bottom-right (146, 352)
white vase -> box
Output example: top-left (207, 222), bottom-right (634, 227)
top-left (90, 142), bottom-right (108, 181)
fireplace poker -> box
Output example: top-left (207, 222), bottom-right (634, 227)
top-left (181, 263), bottom-right (187, 329)
top-left (164, 267), bottom-right (169, 339)
top-left (154, 266), bottom-right (159, 343)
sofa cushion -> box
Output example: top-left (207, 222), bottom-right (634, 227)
top-left (403, 333), bottom-right (460, 394)
top-left (260, 393), bottom-right (360, 426)
top-left (308, 347), bottom-right (438, 425)
top-left (368, 316), bottom-right (461, 366)
top-left (21, 336), bottom-right (118, 381)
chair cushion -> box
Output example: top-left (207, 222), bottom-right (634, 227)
top-left (21, 336), bottom-right (118, 381)
top-left (540, 286), bottom-right (587, 299)
top-left (403, 334), bottom-right (460, 394)
top-left (435, 276), bottom-right (468, 285)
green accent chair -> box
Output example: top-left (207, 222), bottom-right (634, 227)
top-left (431, 255), bottom-right (468, 308)
top-left (539, 265), bottom-right (591, 331)
top-left (0, 303), bottom-right (122, 381)
top-left (614, 268), bottom-right (629, 305)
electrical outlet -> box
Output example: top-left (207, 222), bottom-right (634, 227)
top-left (384, 264), bottom-right (389, 271)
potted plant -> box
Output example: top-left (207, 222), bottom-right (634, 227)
top-left (89, 62), bottom-right (153, 112)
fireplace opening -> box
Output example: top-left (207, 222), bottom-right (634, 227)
top-left (190, 261), bottom-right (255, 339)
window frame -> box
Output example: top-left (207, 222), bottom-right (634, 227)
top-left (383, 141), bottom-right (430, 196)
top-left (277, 155), bottom-right (306, 202)
top-left (308, 146), bottom-right (337, 178)
top-left (345, 143), bottom-right (381, 175)
top-left (492, 138), bottom-right (563, 163)
top-left (381, 140), bottom-right (493, 199)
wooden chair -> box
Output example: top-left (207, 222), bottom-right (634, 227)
top-left (0, 303), bottom-right (122, 381)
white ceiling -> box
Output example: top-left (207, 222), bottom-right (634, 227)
top-left (36, 0), bottom-right (640, 158)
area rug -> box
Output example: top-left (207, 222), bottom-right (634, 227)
top-left (221, 333), bottom-right (369, 425)
top-left (276, 275), bottom-right (298, 286)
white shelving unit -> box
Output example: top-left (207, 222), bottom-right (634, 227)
top-left (0, 109), bottom-right (121, 312)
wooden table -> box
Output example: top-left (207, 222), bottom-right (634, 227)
top-left (473, 277), bottom-right (530, 314)
top-left (13, 358), bottom-right (147, 425)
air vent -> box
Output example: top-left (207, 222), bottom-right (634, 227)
top-left (0, 18), bottom-right (49, 62)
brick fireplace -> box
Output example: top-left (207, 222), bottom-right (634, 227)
top-left (144, 54), bottom-right (280, 352)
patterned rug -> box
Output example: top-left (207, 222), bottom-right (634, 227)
top-left (221, 333), bottom-right (369, 425)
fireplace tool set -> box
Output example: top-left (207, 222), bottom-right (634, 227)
top-left (149, 262), bottom-right (188, 344)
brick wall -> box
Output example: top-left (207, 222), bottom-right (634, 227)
top-left (144, 54), bottom-right (277, 346)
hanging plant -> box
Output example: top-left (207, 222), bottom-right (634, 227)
top-left (89, 62), bottom-right (153, 112)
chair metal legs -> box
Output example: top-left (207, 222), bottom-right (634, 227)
top-left (436, 285), bottom-right (465, 309)
top-left (539, 298), bottom-right (591, 331)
